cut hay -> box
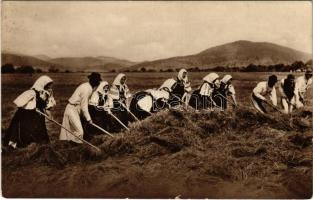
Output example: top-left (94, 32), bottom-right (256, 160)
top-left (2, 107), bottom-right (312, 198)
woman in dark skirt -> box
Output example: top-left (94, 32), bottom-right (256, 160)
top-left (4, 75), bottom-right (56, 148)
top-left (159, 69), bottom-right (192, 107)
top-left (189, 73), bottom-right (220, 110)
top-left (82, 81), bottom-right (114, 139)
top-left (212, 74), bottom-right (237, 110)
top-left (129, 89), bottom-right (170, 120)
top-left (109, 74), bottom-right (133, 131)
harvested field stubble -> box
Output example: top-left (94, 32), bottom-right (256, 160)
top-left (2, 107), bottom-right (312, 198)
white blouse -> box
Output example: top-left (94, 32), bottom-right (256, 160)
top-left (13, 89), bottom-right (56, 110)
top-left (68, 82), bottom-right (93, 121)
top-left (253, 81), bottom-right (277, 106)
top-left (199, 82), bottom-right (214, 97)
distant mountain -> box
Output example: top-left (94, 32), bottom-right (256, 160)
top-left (34, 54), bottom-right (51, 61)
top-left (3, 41), bottom-right (312, 72)
top-left (48, 56), bottom-right (136, 72)
top-left (2, 53), bottom-right (62, 70)
top-left (1, 53), bottom-right (137, 72)
top-left (130, 40), bottom-right (312, 70)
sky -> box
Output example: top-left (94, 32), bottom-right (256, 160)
top-left (2, 1), bottom-right (312, 62)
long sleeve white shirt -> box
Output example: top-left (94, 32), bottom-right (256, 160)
top-left (89, 91), bottom-right (113, 110)
top-left (68, 82), bottom-right (93, 121)
top-left (13, 89), bottom-right (56, 110)
top-left (13, 90), bottom-right (37, 109)
top-left (110, 84), bottom-right (131, 100)
top-left (253, 81), bottom-right (277, 106)
top-left (295, 76), bottom-right (312, 95)
top-left (199, 82), bottom-right (214, 97)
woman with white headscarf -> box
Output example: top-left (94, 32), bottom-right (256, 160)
top-left (83, 81), bottom-right (114, 139)
top-left (110, 73), bottom-right (132, 127)
top-left (212, 74), bottom-right (237, 109)
top-left (189, 73), bottom-right (219, 110)
top-left (129, 89), bottom-right (170, 120)
top-left (159, 69), bottom-right (192, 107)
top-left (110, 73), bottom-right (131, 105)
top-left (4, 75), bottom-right (56, 148)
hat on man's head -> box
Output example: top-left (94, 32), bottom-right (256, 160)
top-left (88, 72), bottom-right (102, 82)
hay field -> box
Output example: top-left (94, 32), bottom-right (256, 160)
top-left (2, 72), bottom-right (313, 198)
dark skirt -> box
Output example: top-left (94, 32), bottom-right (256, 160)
top-left (168, 82), bottom-right (185, 107)
top-left (129, 91), bottom-right (152, 120)
top-left (82, 105), bottom-right (113, 140)
top-left (3, 108), bottom-right (49, 148)
top-left (212, 90), bottom-right (227, 109)
top-left (111, 100), bottom-right (132, 132)
top-left (189, 89), bottom-right (213, 110)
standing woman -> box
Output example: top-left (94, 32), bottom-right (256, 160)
top-left (189, 73), bottom-right (219, 110)
top-left (84, 81), bottom-right (114, 139)
top-left (4, 75), bottom-right (56, 148)
top-left (110, 73), bottom-right (132, 127)
top-left (213, 74), bottom-right (237, 109)
top-left (59, 72), bottom-right (101, 143)
top-left (159, 69), bottom-right (192, 107)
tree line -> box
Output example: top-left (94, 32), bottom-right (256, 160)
top-left (2, 60), bottom-right (311, 74)
top-left (121, 60), bottom-right (312, 73)
top-left (1, 64), bottom-right (71, 74)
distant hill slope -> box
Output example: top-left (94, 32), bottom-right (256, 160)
top-left (2, 53), bottom-right (62, 70)
top-left (130, 40), bottom-right (312, 70)
top-left (2, 40), bottom-right (311, 72)
top-left (2, 53), bottom-right (137, 72)
top-left (49, 56), bottom-right (136, 72)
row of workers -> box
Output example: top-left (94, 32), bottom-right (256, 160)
top-left (3, 69), bottom-right (312, 148)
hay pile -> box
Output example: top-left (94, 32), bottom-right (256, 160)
top-left (2, 107), bottom-right (312, 198)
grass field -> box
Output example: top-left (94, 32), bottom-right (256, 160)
top-left (2, 72), bottom-right (313, 198)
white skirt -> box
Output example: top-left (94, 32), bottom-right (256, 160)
top-left (59, 104), bottom-right (84, 143)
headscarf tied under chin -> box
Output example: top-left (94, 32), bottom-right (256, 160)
top-left (112, 73), bottom-right (126, 86)
top-left (96, 81), bottom-right (109, 95)
top-left (177, 69), bottom-right (188, 83)
top-left (203, 73), bottom-right (219, 84)
top-left (31, 75), bottom-right (53, 92)
top-left (110, 73), bottom-right (131, 100)
top-left (221, 75), bottom-right (232, 84)
top-left (32, 75), bottom-right (56, 108)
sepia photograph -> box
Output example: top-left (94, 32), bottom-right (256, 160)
top-left (1, 1), bottom-right (312, 198)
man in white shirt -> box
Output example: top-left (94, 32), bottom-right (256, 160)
top-left (251, 75), bottom-right (278, 114)
top-left (59, 72), bottom-right (101, 143)
top-left (295, 69), bottom-right (313, 108)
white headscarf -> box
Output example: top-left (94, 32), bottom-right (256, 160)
top-left (159, 78), bottom-right (176, 92)
top-left (203, 73), bottom-right (219, 84)
top-left (96, 81), bottom-right (109, 94)
top-left (14, 75), bottom-right (55, 109)
top-left (177, 69), bottom-right (188, 83)
top-left (148, 89), bottom-right (170, 100)
top-left (112, 73), bottom-right (126, 86)
top-left (31, 75), bottom-right (53, 91)
top-left (221, 75), bottom-right (232, 84)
